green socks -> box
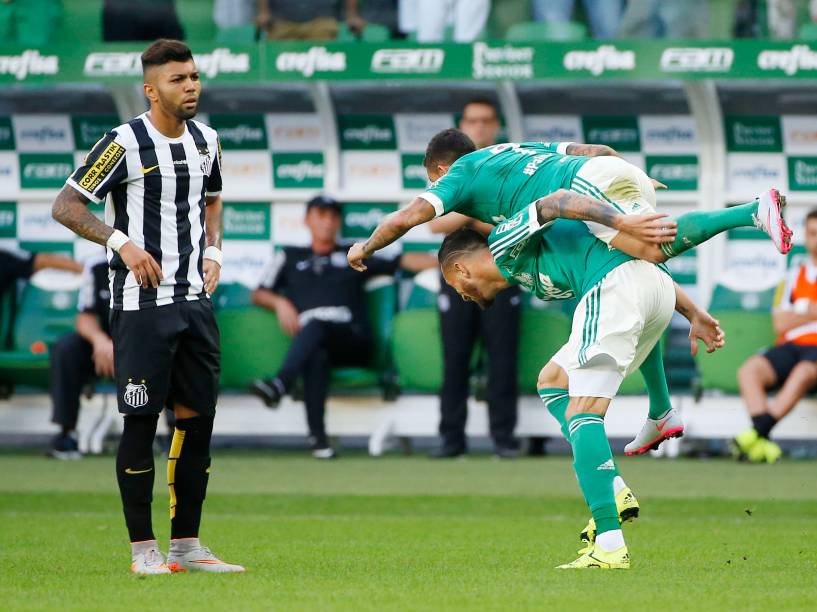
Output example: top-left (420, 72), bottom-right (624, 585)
top-left (538, 388), bottom-right (570, 439)
top-left (567, 414), bottom-right (619, 535)
top-left (659, 201), bottom-right (759, 258)
top-left (639, 343), bottom-right (673, 420)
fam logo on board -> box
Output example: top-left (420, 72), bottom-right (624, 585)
top-left (660, 47), bottom-right (734, 72)
top-left (371, 49), bottom-right (445, 74)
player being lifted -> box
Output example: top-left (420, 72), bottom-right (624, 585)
top-left (348, 129), bottom-right (792, 453)
top-left (433, 202), bottom-right (726, 568)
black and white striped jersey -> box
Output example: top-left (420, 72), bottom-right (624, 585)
top-left (66, 112), bottom-right (222, 311)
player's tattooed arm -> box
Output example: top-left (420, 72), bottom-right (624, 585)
top-left (349, 197), bottom-right (436, 271)
top-left (205, 195), bottom-right (223, 249)
top-left (675, 283), bottom-right (725, 356)
top-left (565, 143), bottom-right (619, 157)
top-left (535, 189), bottom-right (677, 245)
top-left (51, 185), bottom-right (113, 245)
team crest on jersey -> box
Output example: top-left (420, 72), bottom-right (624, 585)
top-left (124, 380), bottom-right (149, 408)
top-left (197, 145), bottom-right (213, 175)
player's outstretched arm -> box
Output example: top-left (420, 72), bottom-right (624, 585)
top-left (534, 189), bottom-right (676, 245)
top-left (348, 197), bottom-right (436, 271)
top-left (674, 283), bottom-right (725, 356)
top-left (52, 185), bottom-right (163, 289)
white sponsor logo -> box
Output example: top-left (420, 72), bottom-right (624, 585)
top-left (346, 209), bottom-right (388, 230)
top-left (219, 125), bottom-right (264, 145)
top-left (596, 459), bottom-right (616, 471)
top-left (224, 206), bottom-right (268, 237)
top-left (23, 163), bottom-right (72, 180)
top-left (275, 47), bottom-right (346, 77)
top-left (650, 163), bottom-right (697, 182)
top-left (14, 115), bottom-right (74, 152)
top-left (124, 382), bottom-right (149, 408)
top-left (523, 116), bottom-right (582, 143)
top-left (0, 50), bottom-right (58, 80)
top-left (371, 48), bottom-right (445, 74)
top-left (660, 47), bottom-right (734, 72)
top-left (394, 114), bottom-right (453, 152)
top-left (727, 154), bottom-right (786, 197)
top-left (473, 42), bottom-right (534, 79)
top-left (640, 116), bottom-right (698, 153)
top-left (276, 160), bottom-right (323, 181)
top-left (84, 49), bottom-right (250, 78)
top-left (343, 126), bottom-right (392, 145)
top-left (403, 163), bottom-right (427, 183)
top-left (792, 159), bottom-right (817, 187)
top-left (563, 45), bottom-right (635, 76)
top-left (496, 216), bottom-right (523, 234)
top-left (0, 210), bottom-right (13, 226)
top-left (758, 45), bottom-right (817, 75)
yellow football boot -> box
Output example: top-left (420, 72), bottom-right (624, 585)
top-left (558, 543), bottom-right (630, 570)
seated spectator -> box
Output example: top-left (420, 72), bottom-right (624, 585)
top-left (400, 0), bottom-right (491, 42)
top-left (249, 196), bottom-right (435, 459)
top-left (103, 0), bottom-right (184, 42)
top-left (766, 0), bottom-right (817, 39)
top-left (735, 209), bottom-right (817, 463)
top-left (1, 247), bottom-right (82, 303)
top-left (214, 0), bottom-right (256, 29)
top-left (48, 253), bottom-right (112, 460)
top-left (256, 0), bottom-right (366, 40)
top-left (532, 0), bottom-right (623, 40)
top-left (617, 0), bottom-right (709, 38)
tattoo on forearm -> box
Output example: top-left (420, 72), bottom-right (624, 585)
top-left (536, 190), bottom-right (620, 229)
top-left (363, 214), bottom-right (407, 255)
top-left (52, 188), bottom-right (113, 246)
top-left (205, 205), bottom-right (223, 249)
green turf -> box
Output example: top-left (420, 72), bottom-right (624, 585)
top-left (1, 452), bottom-right (815, 611)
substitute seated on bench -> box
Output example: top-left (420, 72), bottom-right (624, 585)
top-left (736, 208), bottom-right (817, 463)
top-left (48, 251), bottom-right (112, 460)
top-left (248, 195), bottom-right (436, 459)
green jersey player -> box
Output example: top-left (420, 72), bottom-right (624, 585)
top-left (434, 198), bottom-right (734, 569)
top-left (347, 128), bottom-right (791, 454)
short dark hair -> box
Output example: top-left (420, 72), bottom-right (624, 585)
top-left (438, 228), bottom-right (488, 270)
top-left (141, 39), bottom-right (193, 72)
top-left (807, 208), bottom-right (817, 224)
top-left (462, 97), bottom-right (499, 118)
top-left (424, 128), bottom-right (476, 170)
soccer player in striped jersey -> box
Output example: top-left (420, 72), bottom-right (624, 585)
top-left (348, 128), bottom-right (792, 454)
top-left (52, 39), bottom-right (243, 575)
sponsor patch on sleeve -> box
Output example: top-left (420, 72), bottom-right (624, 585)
top-left (77, 139), bottom-right (125, 194)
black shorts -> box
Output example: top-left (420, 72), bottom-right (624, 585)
top-left (110, 299), bottom-right (220, 417)
top-left (762, 342), bottom-right (817, 386)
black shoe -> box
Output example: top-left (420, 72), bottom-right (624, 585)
top-left (309, 435), bottom-right (337, 460)
top-left (493, 444), bottom-right (519, 459)
top-left (48, 432), bottom-right (81, 460)
top-left (248, 378), bottom-right (283, 408)
top-left (431, 443), bottom-right (467, 459)
top-left (526, 436), bottom-right (548, 457)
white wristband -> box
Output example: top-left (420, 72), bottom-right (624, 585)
top-left (106, 229), bottom-right (130, 253)
top-left (204, 246), bottom-right (223, 266)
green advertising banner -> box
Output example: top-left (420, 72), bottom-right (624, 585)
top-left (338, 115), bottom-right (397, 150)
top-left (583, 116), bottom-right (640, 152)
top-left (0, 117), bottom-right (15, 150)
top-left (0, 201), bottom-right (15, 238)
top-left (3, 41), bottom-right (817, 84)
top-left (401, 153), bottom-right (428, 189)
top-left (645, 155), bottom-right (698, 191)
top-left (223, 202), bottom-right (271, 240)
top-left (18, 153), bottom-right (73, 189)
top-left (272, 152), bottom-right (324, 189)
top-left (209, 114), bottom-right (268, 150)
top-left (788, 156), bottom-right (817, 191)
top-left (342, 202), bottom-right (398, 238)
top-left (71, 115), bottom-right (119, 150)
top-left (724, 116), bottom-right (783, 152)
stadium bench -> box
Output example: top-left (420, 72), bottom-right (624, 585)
top-left (0, 284), bottom-right (77, 391)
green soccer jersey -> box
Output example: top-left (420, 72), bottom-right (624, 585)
top-left (487, 203), bottom-right (634, 301)
top-left (419, 142), bottom-right (588, 224)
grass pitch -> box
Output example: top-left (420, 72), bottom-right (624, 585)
top-left (1, 451), bottom-right (815, 611)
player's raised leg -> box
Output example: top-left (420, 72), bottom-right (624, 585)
top-left (659, 189), bottom-right (792, 258)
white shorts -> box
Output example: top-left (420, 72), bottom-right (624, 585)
top-left (551, 259), bottom-right (675, 399)
top-left (570, 156), bottom-right (658, 245)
